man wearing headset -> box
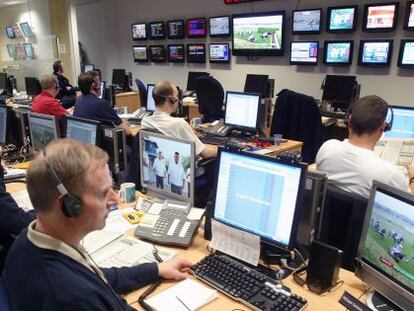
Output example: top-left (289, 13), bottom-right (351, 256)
top-left (3, 139), bottom-right (192, 310)
top-left (316, 95), bottom-right (414, 198)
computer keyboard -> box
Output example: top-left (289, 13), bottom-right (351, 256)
top-left (198, 132), bottom-right (228, 145)
top-left (320, 110), bottom-right (346, 118)
top-left (191, 253), bottom-right (307, 311)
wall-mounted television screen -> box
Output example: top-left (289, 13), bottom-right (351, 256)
top-left (5, 26), bottom-right (14, 39)
top-left (187, 18), bottom-right (206, 38)
top-left (187, 44), bottom-right (206, 63)
top-left (292, 9), bottom-right (321, 34)
top-left (363, 2), bottom-right (399, 32)
top-left (327, 6), bottom-right (358, 32)
top-left (168, 45), bottom-right (185, 63)
top-left (323, 41), bottom-right (353, 66)
top-left (232, 11), bottom-right (285, 56)
top-left (404, 1), bottom-right (414, 31)
top-left (131, 23), bottom-right (147, 40)
top-left (167, 20), bottom-right (185, 39)
top-left (359, 40), bottom-right (393, 66)
top-left (19, 22), bottom-right (33, 37)
top-left (23, 43), bottom-right (33, 59)
top-left (209, 43), bottom-right (230, 63)
top-left (149, 45), bottom-right (166, 63)
top-left (132, 46), bottom-right (148, 62)
top-left (149, 21), bottom-right (165, 40)
top-left (209, 16), bottom-right (230, 37)
top-left (398, 40), bottom-right (414, 68)
top-left (290, 41), bottom-right (318, 65)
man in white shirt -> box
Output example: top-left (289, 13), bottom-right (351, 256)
top-left (316, 95), bottom-right (414, 198)
top-left (168, 152), bottom-right (185, 195)
top-left (152, 151), bottom-right (166, 189)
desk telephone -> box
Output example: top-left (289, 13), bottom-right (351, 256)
top-left (204, 119), bottom-right (233, 137)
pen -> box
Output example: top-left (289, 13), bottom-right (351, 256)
top-left (176, 295), bottom-right (192, 311)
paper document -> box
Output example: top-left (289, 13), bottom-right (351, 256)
top-left (251, 148), bottom-right (274, 155)
top-left (103, 208), bottom-right (137, 233)
top-left (145, 278), bottom-right (217, 311)
top-left (11, 189), bottom-right (33, 211)
top-left (81, 230), bottom-right (123, 254)
top-left (209, 219), bottom-right (260, 266)
top-left (4, 168), bottom-right (26, 180)
top-left (187, 208), bottom-right (204, 221)
top-left (374, 138), bottom-right (414, 168)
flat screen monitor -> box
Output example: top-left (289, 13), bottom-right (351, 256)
top-left (167, 45), bottom-right (185, 63)
top-left (186, 71), bottom-right (209, 91)
top-left (213, 148), bottom-right (306, 250)
top-left (225, 91), bottom-right (261, 129)
top-left (139, 130), bottom-right (195, 205)
top-left (363, 2), bottom-right (399, 32)
top-left (187, 18), bottom-right (206, 38)
top-left (356, 182), bottom-right (414, 311)
top-left (243, 74), bottom-right (268, 98)
top-left (146, 84), bottom-right (156, 112)
top-left (112, 69), bottom-right (126, 86)
top-left (187, 44), bottom-right (206, 63)
top-left (167, 20), bottom-right (185, 39)
top-left (83, 64), bottom-right (95, 72)
top-left (327, 6), bottom-right (358, 32)
top-left (232, 11), bottom-right (285, 56)
top-left (0, 73), bottom-right (7, 91)
top-left (65, 116), bottom-right (100, 145)
top-left (404, 1), bottom-right (414, 31)
top-left (290, 41), bottom-right (319, 65)
top-left (292, 9), bottom-right (321, 34)
top-left (398, 40), bottom-right (414, 68)
top-left (209, 16), bottom-right (230, 37)
top-left (98, 81), bottom-right (105, 99)
top-left (25, 77), bottom-right (42, 97)
top-left (322, 75), bottom-right (356, 109)
top-left (149, 21), bottom-right (165, 40)
top-left (131, 23), bottom-right (147, 40)
top-left (132, 46), bottom-right (148, 62)
top-left (359, 40), bottom-right (393, 66)
top-left (19, 22), bottom-right (33, 37)
top-left (323, 40), bottom-right (354, 66)
top-left (384, 106), bottom-right (414, 138)
top-left (0, 106), bottom-right (7, 145)
top-left (149, 45), bottom-right (166, 63)
top-left (209, 43), bottom-right (230, 63)
top-left (6, 26), bottom-right (14, 39)
top-left (23, 43), bottom-right (33, 59)
top-left (27, 112), bottom-right (60, 152)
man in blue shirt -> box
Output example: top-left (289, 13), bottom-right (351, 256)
top-left (74, 71), bottom-right (132, 135)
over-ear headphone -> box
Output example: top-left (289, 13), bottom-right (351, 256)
top-left (43, 150), bottom-right (84, 217)
top-left (343, 104), bottom-right (394, 132)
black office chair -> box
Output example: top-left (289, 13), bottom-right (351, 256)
top-left (194, 76), bottom-right (224, 123)
top-left (135, 79), bottom-right (147, 108)
top-left (318, 185), bottom-right (368, 271)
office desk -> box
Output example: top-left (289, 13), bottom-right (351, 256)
top-left (115, 91), bottom-right (141, 112)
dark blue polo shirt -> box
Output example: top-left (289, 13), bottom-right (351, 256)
top-left (74, 93), bottom-right (122, 125)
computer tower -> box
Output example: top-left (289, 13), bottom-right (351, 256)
top-left (100, 126), bottom-right (127, 175)
top-left (9, 108), bottom-right (31, 149)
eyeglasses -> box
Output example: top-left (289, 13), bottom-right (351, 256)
top-left (169, 96), bottom-right (182, 105)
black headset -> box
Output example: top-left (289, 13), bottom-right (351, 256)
top-left (343, 103), bottom-right (394, 132)
top-left (43, 150), bottom-right (84, 217)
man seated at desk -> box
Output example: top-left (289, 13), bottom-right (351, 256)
top-left (3, 139), bottom-right (192, 310)
top-left (53, 60), bottom-right (77, 108)
top-left (31, 74), bottom-right (73, 121)
top-left (74, 71), bottom-right (133, 136)
top-left (316, 95), bottom-right (414, 198)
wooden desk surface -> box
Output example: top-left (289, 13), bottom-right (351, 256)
top-left (115, 91), bottom-right (140, 98)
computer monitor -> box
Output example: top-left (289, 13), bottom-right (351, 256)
top-left (209, 43), bottom-right (230, 63)
top-left (5, 26), bottom-right (14, 39)
top-left (0, 73), bottom-right (7, 92)
top-left (384, 106), bottom-right (414, 138)
top-left (131, 23), bottom-right (147, 40)
top-left (132, 46), bottom-right (148, 62)
top-left (112, 69), bottom-right (126, 86)
top-left (292, 9), bottom-right (322, 34)
top-left (24, 77), bottom-right (42, 97)
top-left (187, 44), bottom-right (206, 63)
top-left (149, 21), bottom-right (166, 40)
top-left (213, 148), bottom-right (306, 251)
top-left (19, 22), bottom-right (33, 37)
top-left (323, 41), bottom-right (354, 66)
top-left (149, 45), bottom-right (166, 63)
top-left (243, 74), bottom-right (269, 98)
top-left (146, 84), bottom-right (156, 112)
top-left (363, 2), bottom-right (399, 32)
top-left (187, 18), bottom-right (206, 38)
top-left (139, 130), bottom-right (195, 205)
top-left (186, 71), bottom-right (209, 91)
top-left (167, 20), bottom-right (185, 39)
top-left (397, 40), bottom-right (414, 68)
top-left (98, 81), bottom-right (105, 99)
top-left (27, 112), bottom-right (60, 152)
top-left (404, 1), bottom-right (414, 31)
top-left (355, 181), bottom-right (414, 311)
top-left (83, 64), bottom-right (95, 72)
top-left (290, 41), bottom-right (319, 65)
top-left (326, 5), bottom-right (358, 33)
top-left (209, 16), bottom-right (230, 37)
top-left (224, 91), bottom-right (261, 130)
top-left (358, 40), bottom-right (393, 66)
top-left (322, 75), bottom-right (357, 109)
top-left (0, 105), bottom-right (7, 145)
top-left (167, 45), bottom-right (185, 63)
top-left (65, 116), bottom-right (101, 145)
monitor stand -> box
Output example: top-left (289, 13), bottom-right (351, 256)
top-left (366, 290), bottom-right (403, 311)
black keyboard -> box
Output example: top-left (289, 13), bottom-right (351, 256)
top-left (198, 132), bottom-right (228, 145)
top-left (191, 254), bottom-right (307, 311)
top-left (321, 110), bottom-right (346, 118)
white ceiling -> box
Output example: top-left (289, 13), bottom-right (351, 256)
top-left (0, 0), bottom-right (27, 9)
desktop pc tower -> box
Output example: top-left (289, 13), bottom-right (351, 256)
top-left (100, 126), bottom-right (127, 175)
top-left (9, 108), bottom-right (31, 150)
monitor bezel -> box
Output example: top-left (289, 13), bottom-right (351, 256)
top-left (149, 45), bottom-right (166, 63)
top-left (132, 45), bottom-right (148, 63)
top-left (397, 39), bottom-right (414, 68)
top-left (0, 105), bottom-right (8, 145)
top-left (139, 130), bottom-right (195, 205)
top-left (362, 2), bottom-right (399, 33)
top-left (186, 43), bottom-right (206, 64)
top-left (65, 115), bottom-right (101, 146)
top-left (187, 17), bottom-right (207, 38)
top-left (323, 40), bottom-right (354, 66)
top-left (146, 83), bottom-right (156, 112)
top-left (209, 15), bottom-right (231, 37)
top-left (224, 91), bottom-right (261, 130)
top-left (167, 44), bottom-right (185, 63)
top-left (131, 23), bottom-right (148, 41)
top-left (291, 8), bottom-right (322, 35)
top-left (209, 43), bottom-right (230, 63)
top-left (148, 21), bottom-right (166, 40)
top-left (289, 41), bottom-right (319, 66)
top-left (5, 26), bottom-right (15, 39)
top-left (358, 39), bottom-right (394, 67)
top-left (403, 1), bottom-right (414, 31)
top-left (326, 5), bottom-right (358, 33)
top-left (27, 112), bottom-right (60, 153)
top-left (212, 147), bottom-right (307, 252)
top-left (166, 19), bottom-right (185, 39)
top-left (356, 181), bottom-right (414, 311)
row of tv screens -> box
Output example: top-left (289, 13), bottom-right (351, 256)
top-left (290, 40), bottom-right (414, 68)
top-left (293, 2), bottom-right (414, 34)
top-left (132, 43), bottom-right (230, 63)
top-left (5, 22), bottom-right (33, 39)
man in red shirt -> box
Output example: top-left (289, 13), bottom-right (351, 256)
top-left (31, 74), bottom-right (71, 120)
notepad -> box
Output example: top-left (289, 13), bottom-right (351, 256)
top-left (145, 279), bottom-right (218, 311)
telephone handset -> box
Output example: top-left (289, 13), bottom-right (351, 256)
top-left (205, 120), bottom-right (233, 137)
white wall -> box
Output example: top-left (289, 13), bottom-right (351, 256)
top-left (77, 0), bottom-right (414, 106)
